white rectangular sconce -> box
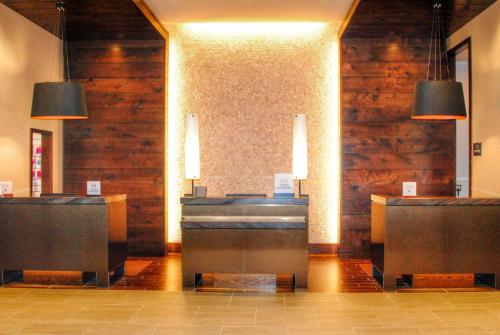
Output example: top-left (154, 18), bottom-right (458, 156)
top-left (184, 113), bottom-right (200, 180)
top-left (292, 114), bottom-right (308, 180)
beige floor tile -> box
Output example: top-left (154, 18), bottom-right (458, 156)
top-left (440, 292), bottom-right (500, 307)
top-left (176, 292), bottom-right (232, 306)
top-left (12, 303), bottom-right (84, 322)
top-left (230, 293), bottom-right (284, 307)
top-left (284, 293), bottom-right (341, 308)
top-left (19, 321), bottom-right (93, 334)
top-left (153, 326), bottom-right (222, 335)
top-left (120, 291), bottom-right (179, 305)
top-left (418, 326), bottom-right (490, 334)
top-left (484, 302), bottom-right (500, 318)
top-left (129, 306), bottom-right (199, 325)
top-left (431, 307), bottom-right (499, 326)
top-left (483, 323), bottom-right (500, 335)
top-left (315, 309), bottom-right (381, 328)
top-left (287, 326), bottom-right (356, 334)
top-left (338, 293), bottom-right (397, 309)
top-left (15, 289), bottom-right (78, 304)
top-left (85, 323), bottom-right (157, 335)
top-left (67, 304), bottom-right (140, 324)
top-left (374, 308), bottom-right (445, 328)
top-left (0, 319), bottom-right (33, 335)
top-left (388, 293), bottom-right (453, 309)
top-left (193, 307), bottom-right (256, 326)
top-left (0, 288), bottom-right (32, 302)
top-left (221, 326), bottom-right (287, 335)
top-left (0, 302), bottom-right (30, 318)
top-left (65, 290), bottom-right (130, 305)
top-left (354, 327), bottom-right (421, 335)
top-left (255, 307), bottom-right (318, 327)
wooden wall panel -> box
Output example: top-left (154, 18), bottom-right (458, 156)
top-left (64, 39), bottom-right (166, 256)
top-left (339, 0), bottom-right (464, 257)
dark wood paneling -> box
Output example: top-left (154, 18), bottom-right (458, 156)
top-left (64, 38), bottom-right (166, 256)
top-left (338, 1), bottom-right (475, 257)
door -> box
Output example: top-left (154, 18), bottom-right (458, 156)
top-left (31, 129), bottom-right (53, 196)
top-left (449, 39), bottom-right (471, 197)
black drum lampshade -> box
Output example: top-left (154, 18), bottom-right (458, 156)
top-left (411, 3), bottom-right (467, 121)
top-left (411, 81), bottom-right (467, 120)
top-left (31, 82), bottom-right (88, 120)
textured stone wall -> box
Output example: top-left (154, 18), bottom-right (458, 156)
top-left (167, 23), bottom-right (340, 243)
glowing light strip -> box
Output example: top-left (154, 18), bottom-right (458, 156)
top-left (167, 37), bottom-right (183, 243)
top-left (182, 22), bottom-right (328, 37)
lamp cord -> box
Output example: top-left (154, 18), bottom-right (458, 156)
top-left (437, 4), bottom-right (442, 80)
top-left (439, 4), bottom-right (452, 81)
top-left (426, 2), bottom-right (452, 82)
top-left (57, 3), bottom-right (71, 82)
top-left (426, 4), bottom-right (436, 80)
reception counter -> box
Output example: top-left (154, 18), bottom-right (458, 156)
top-left (0, 195), bottom-right (127, 287)
top-left (180, 197), bottom-right (309, 288)
top-left (371, 194), bottom-right (500, 290)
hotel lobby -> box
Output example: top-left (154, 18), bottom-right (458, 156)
top-left (0, 0), bottom-right (499, 334)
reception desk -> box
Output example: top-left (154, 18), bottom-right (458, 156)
top-left (371, 195), bottom-right (500, 290)
top-left (181, 197), bottom-right (309, 288)
top-left (0, 195), bottom-right (127, 287)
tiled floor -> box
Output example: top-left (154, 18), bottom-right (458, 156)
top-left (1, 255), bottom-right (499, 334)
top-left (0, 288), bottom-right (499, 334)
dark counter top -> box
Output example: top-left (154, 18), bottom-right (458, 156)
top-left (180, 197), bottom-right (309, 206)
top-left (371, 194), bottom-right (500, 206)
top-left (0, 194), bottom-right (127, 205)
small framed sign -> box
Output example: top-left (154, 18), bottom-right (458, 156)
top-left (87, 181), bottom-right (101, 196)
top-left (0, 181), bottom-right (13, 197)
top-left (274, 173), bottom-right (294, 197)
top-left (194, 186), bottom-right (207, 198)
top-left (402, 182), bottom-right (417, 197)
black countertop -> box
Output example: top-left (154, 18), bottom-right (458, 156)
top-left (180, 197), bottom-right (309, 206)
top-left (0, 194), bottom-right (127, 205)
top-left (371, 194), bottom-right (500, 206)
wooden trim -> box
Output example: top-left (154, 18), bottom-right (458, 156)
top-left (133, 0), bottom-right (169, 40)
top-left (309, 243), bottom-right (339, 255)
top-left (167, 242), bottom-right (182, 254)
top-left (168, 243), bottom-right (339, 255)
top-left (338, 0), bottom-right (361, 39)
top-left (448, 37), bottom-right (472, 196)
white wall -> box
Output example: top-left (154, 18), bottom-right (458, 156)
top-left (0, 4), bottom-right (63, 196)
top-left (455, 58), bottom-right (469, 197)
top-left (448, 1), bottom-right (500, 197)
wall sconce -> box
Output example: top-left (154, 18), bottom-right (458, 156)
top-left (184, 113), bottom-right (200, 196)
top-left (293, 114), bottom-right (308, 197)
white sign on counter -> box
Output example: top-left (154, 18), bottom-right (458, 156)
top-left (0, 181), bottom-right (13, 196)
top-left (274, 173), bottom-right (294, 196)
top-left (87, 181), bottom-right (101, 196)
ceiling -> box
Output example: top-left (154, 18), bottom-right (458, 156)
top-left (0, 0), bottom-right (161, 40)
top-left (145, 0), bottom-right (354, 23)
top-left (1, 0), bottom-right (496, 40)
top-left (343, 0), bottom-right (497, 39)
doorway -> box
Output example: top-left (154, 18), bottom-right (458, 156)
top-left (449, 38), bottom-right (471, 197)
top-left (30, 129), bottom-right (53, 197)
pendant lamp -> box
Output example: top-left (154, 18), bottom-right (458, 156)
top-left (411, 3), bottom-right (466, 120)
top-left (31, 2), bottom-right (88, 120)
